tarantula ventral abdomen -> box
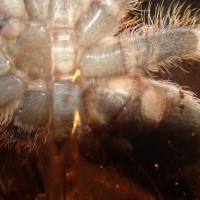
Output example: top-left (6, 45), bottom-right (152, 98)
top-left (0, 0), bottom-right (200, 200)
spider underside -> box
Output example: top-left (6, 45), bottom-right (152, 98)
top-left (0, 0), bottom-right (200, 199)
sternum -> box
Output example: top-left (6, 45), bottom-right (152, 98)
top-left (51, 28), bottom-right (77, 81)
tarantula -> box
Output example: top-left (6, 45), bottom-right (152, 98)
top-left (0, 0), bottom-right (200, 199)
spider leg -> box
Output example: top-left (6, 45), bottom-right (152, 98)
top-left (122, 28), bottom-right (200, 73)
top-left (80, 27), bottom-right (200, 78)
top-left (83, 76), bottom-right (200, 133)
top-left (143, 79), bottom-right (200, 132)
top-left (77, 0), bottom-right (140, 78)
top-left (122, 2), bottom-right (200, 74)
top-left (80, 2), bottom-right (200, 78)
top-left (75, 0), bottom-right (131, 47)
